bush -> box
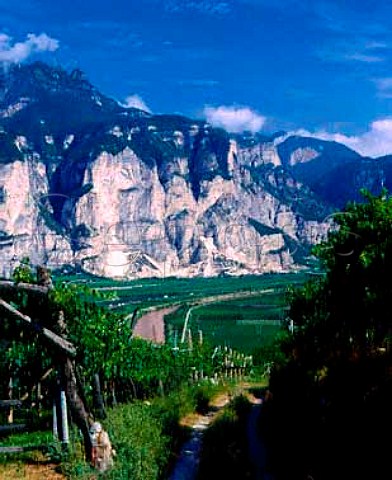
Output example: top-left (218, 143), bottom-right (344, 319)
top-left (103, 402), bottom-right (170, 480)
top-left (64, 383), bottom-right (223, 480)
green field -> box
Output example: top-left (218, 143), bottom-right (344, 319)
top-left (54, 271), bottom-right (310, 353)
top-left (55, 271), bottom-right (307, 314)
top-left (164, 288), bottom-right (288, 353)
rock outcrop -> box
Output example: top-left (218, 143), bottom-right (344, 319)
top-left (0, 61), bottom-right (385, 279)
top-left (0, 122), bottom-right (329, 278)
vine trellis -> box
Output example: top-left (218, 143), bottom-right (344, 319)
top-left (0, 272), bottom-right (95, 461)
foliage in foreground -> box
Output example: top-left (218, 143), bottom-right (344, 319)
top-left (1, 259), bottom-right (251, 410)
top-left (64, 383), bottom-right (224, 480)
top-left (0, 258), bottom-right (256, 478)
top-left (265, 190), bottom-right (392, 480)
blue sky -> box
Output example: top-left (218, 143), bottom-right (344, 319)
top-left (2, 0), bottom-right (392, 155)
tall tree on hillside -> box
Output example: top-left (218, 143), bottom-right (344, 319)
top-left (287, 189), bottom-right (392, 364)
top-left (266, 189), bottom-right (392, 480)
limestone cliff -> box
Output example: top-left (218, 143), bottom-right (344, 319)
top-left (0, 147), bottom-right (73, 277)
top-left (0, 121), bottom-right (329, 278)
top-left (1, 61), bottom-right (382, 279)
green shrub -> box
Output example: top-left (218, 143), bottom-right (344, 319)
top-left (64, 383), bottom-right (225, 479)
top-left (103, 402), bottom-right (170, 480)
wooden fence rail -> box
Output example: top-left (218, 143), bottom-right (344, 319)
top-left (0, 445), bottom-right (47, 454)
top-left (0, 424), bottom-right (27, 434)
top-left (0, 400), bottom-right (22, 409)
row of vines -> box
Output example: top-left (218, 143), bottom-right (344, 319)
top-left (0, 258), bottom-right (253, 469)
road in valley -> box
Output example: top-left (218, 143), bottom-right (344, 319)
top-left (132, 306), bottom-right (179, 343)
top-left (132, 288), bottom-right (275, 343)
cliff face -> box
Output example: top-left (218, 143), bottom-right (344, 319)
top-left (0, 150), bottom-right (73, 277)
top-left (0, 122), bottom-right (329, 278)
top-left (0, 62), bottom-right (383, 279)
top-left (74, 145), bottom-right (296, 278)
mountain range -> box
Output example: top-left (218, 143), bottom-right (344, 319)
top-left (0, 62), bottom-right (389, 278)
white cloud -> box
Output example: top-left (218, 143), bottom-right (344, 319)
top-left (373, 77), bottom-right (392, 98)
top-left (178, 79), bottom-right (219, 87)
top-left (318, 36), bottom-right (389, 65)
top-left (204, 105), bottom-right (266, 133)
top-left (293, 119), bottom-right (392, 158)
top-left (318, 46), bottom-right (386, 64)
top-left (0, 32), bottom-right (59, 64)
top-left (364, 40), bottom-right (388, 50)
top-left (164, 1), bottom-right (231, 15)
top-left (122, 95), bottom-right (151, 113)
top-left (345, 53), bottom-right (384, 63)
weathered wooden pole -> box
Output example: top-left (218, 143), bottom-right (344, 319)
top-left (92, 373), bottom-right (106, 420)
top-left (0, 271), bottom-right (95, 462)
top-left (37, 382), bottom-right (42, 418)
top-left (7, 377), bottom-right (13, 424)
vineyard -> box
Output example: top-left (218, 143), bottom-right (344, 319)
top-left (0, 261), bottom-right (305, 478)
top-left (165, 289), bottom-right (287, 353)
top-left (55, 271), bottom-right (306, 313)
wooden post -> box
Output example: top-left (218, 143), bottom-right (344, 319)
top-left (158, 379), bottom-right (165, 397)
top-left (92, 373), bottom-right (106, 420)
top-left (37, 382), bottom-right (42, 418)
top-left (110, 380), bottom-right (118, 407)
top-left (174, 329), bottom-right (178, 350)
top-left (7, 377), bottom-right (13, 424)
top-left (152, 325), bottom-right (157, 343)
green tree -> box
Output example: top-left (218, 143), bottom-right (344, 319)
top-left (286, 189), bottom-right (392, 363)
top-left (266, 189), bottom-right (392, 480)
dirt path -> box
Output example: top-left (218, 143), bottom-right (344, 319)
top-left (132, 306), bottom-right (179, 343)
top-left (0, 460), bottom-right (65, 480)
top-left (169, 383), bottom-right (269, 480)
top-left (244, 385), bottom-right (275, 480)
top-left (169, 391), bottom-right (233, 480)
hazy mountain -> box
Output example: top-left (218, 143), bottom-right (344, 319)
top-left (277, 136), bottom-right (384, 207)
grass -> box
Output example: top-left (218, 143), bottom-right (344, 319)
top-left (0, 430), bottom-right (53, 448)
top-left (165, 288), bottom-right (290, 353)
top-left (62, 383), bottom-right (227, 480)
top-left (0, 430), bottom-right (63, 480)
top-left (54, 272), bottom-right (306, 355)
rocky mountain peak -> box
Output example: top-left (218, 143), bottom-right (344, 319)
top-left (0, 62), bottom-right (389, 278)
